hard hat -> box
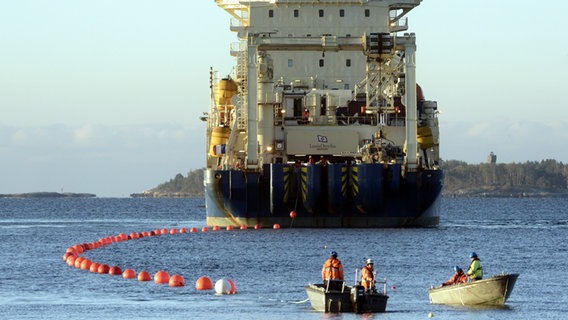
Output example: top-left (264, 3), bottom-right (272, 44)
top-left (330, 251), bottom-right (337, 257)
top-left (366, 259), bottom-right (374, 265)
top-left (469, 252), bottom-right (478, 259)
top-left (454, 265), bottom-right (462, 272)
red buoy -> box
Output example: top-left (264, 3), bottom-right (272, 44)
top-left (201, 227), bottom-right (209, 232)
top-left (169, 274), bottom-right (185, 287)
top-left (122, 269), bottom-right (136, 279)
top-left (138, 271), bottom-right (151, 281)
top-left (290, 210), bottom-right (297, 219)
top-left (89, 262), bottom-right (101, 273)
top-left (226, 225), bottom-right (234, 231)
top-left (80, 259), bottom-right (92, 270)
top-left (195, 276), bottom-right (213, 290)
top-left (254, 224), bottom-right (261, 230)
top-left (227, 278), bottom-right (236, 294)
top-left (97, 264), bottom-right (110, 274)
top-left (190, 227), bottom-right (197, 233)
top-left (74, 257), bottom-right (85, 269)
top-left (180, 227), bottom-right (188, 233)
top-left (66, 255), bottom-right (77, 267)
top-left (170, 228), bottom-right (178, 234)
top-left (154, 270), bottom-right (170, 284)
top-left (240, 225), bottom-right (247, 230)
top-left (273, 224), bottom-right (281, 229)
top-left (212, 226), bottom-right (220, 231)
top-left (109, 266), bottom-right (122, 275)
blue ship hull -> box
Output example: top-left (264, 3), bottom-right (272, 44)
top-left (205, 163), bottom-right (443, 228)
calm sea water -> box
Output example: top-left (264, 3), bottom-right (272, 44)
top-left (1, 197), bottom-right (567, 319)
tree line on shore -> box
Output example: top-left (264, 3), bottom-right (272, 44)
top-left (133, 159), bottom-right (568, 198)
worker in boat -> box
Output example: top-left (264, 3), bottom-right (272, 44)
top-left (441, 266), bottom-right (468, 286)
top-left (361, 258), bottom-right (376, 292)
top-left (322, 251), bottom-right (344, 290)
top-left (467, 252), bottom-right (483, 281)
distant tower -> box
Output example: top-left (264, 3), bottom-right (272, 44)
top-left (487, 152), bottom-right (497, 164)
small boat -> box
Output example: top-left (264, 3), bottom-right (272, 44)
top-left (428, 273), bottom-right (519, 306)
top-left (305, 280), bottom-right (388, 313)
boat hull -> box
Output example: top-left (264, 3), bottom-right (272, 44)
top-left (428, 274), bottom-right (519, 306)
top-left (204, 163), bottom-right (443, 228)
top-left (305, 283), bottom-right (388, 313)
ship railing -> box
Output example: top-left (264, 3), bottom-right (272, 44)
top-left (280, 115), bottom-right (377, 126)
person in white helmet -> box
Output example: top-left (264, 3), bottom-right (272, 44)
top-left (361, 258), bottom-right (376, 292)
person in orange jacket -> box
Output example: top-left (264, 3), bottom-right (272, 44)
top-left (441, 266), bottom-right (468, 286)
top-left (322, 251), bottom-right (344, 289)
top-left (361, 258), bottom-right (376, 292)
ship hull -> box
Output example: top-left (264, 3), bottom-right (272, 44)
top-left (204, 163), bottom-right (443, 228)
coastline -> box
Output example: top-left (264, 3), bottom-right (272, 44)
top-left (0, 192), bottom-right (96, 198)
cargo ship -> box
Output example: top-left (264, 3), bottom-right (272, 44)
top-left (202, 0), bottom-right (443, 227)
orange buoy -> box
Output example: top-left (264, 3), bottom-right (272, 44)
top-left (190, 227), bottom-right (197, 233)
top-left (90, 262), bottom-right (101, 273)
top-left (212, 226), bottom-right (220, 231)
top-left (227, 278), bottom-right (236, 294)
top-left (138, 271), bottom-right (151, 281)
top-left (118, 233), bottom-right (128, 241)
top-left (130, 232), bottom-right (139, 239)
top-left (273, 224), bottom-right (280, 229)
top-left (169, 274), bottom-right (185, 287)
top-left (80, 259), bottom-right (92, 270)
top-left (254, 224), bottom-right (261, 230)
top-left (201, 227), bottom-right (209, 232)
top-left (142, 231), bottom-right (150, 237)
top-left (109, 266), bottom-right (122, 275)
top-left (122, 269), bottom-right (136, 279)
top-left (154, 270), bottom-right (170, 284)
top-left (72, 244), bottom-right (84, 254)
top-left (240, 225), bottom-right (247, 230)
top-left (226, 225), bottom-right (234, 231)
top-left (66, 255), bottom-right (77, 266)
top-left (290, 210), bottom-right (297, 219)
top-left (98, 264), bottom-right (110, 274)
top-left (170, 228), bottom-right (178, 234)
top-left (195, 276), bottom-right (213, 290)
top-left (180, 227), bottom-right (188, 233)
top-left (63, 252), bottom-right (76, 261)
top-left (160, 228), bottom-right (168, 235)
top-left (66, 247), bottom-right (78, 256)
top-left (74, 257), bottom-right (85, 268)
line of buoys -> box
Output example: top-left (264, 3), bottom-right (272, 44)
top-left (62, 226), bottom-right (246, 293)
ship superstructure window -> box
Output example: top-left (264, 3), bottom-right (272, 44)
top-left (288, 59), bottom-right (293, 67)
top-left (365, 9), bottom-right (370, 17)
top-left (294, 9), bottom-right (299, 17)
top-left (346, 59), bottom-right (351, 67)
top-left (319, 10), bottom-right (324, 17)
top-left (269, 9), bottom-right (274, 18)
top-left (319, 59), bottom-right (324, 67)
top-left (340, 9), bottom-right (345, 17)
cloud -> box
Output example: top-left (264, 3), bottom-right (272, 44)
top-left (0, 123), bottom-right (204, 197)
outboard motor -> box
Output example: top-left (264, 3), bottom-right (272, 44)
top-left (350, 285), bottom-right (365, 313)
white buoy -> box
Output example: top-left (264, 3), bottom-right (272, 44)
top-left (428, 312), bottom-right (434, 318)
top-left (215, 278), bottom-right (232, 294)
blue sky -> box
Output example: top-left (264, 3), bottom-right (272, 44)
top-left (1, 0), bottom-right (568, 197)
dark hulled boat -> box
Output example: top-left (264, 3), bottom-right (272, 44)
top-left (203, 0), bottom-right (443, 228)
